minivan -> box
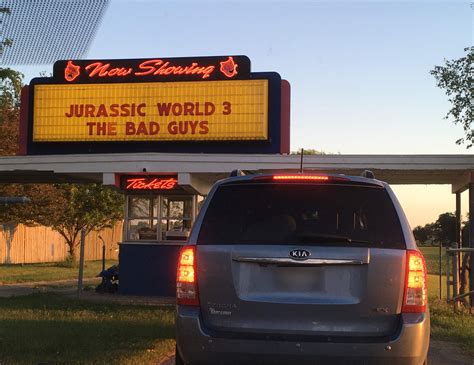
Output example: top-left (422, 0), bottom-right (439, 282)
top-left (175, 173), bottom-right (429, 365)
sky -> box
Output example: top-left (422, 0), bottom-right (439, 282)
top-left (14, 0), bottom-right (473, 227)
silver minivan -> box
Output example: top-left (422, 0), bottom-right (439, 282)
top-left (175, 173), bottom-right (429, 365)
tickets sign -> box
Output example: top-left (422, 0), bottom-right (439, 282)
top-left (122, 176), bottom-right (178, 191)
top-left (32, 80), bottom-right (269, 142)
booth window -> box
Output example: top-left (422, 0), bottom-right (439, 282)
top-left (126, 195), bottom-right (199, 242)
top-left (161, 197), bottom-right (193, 241)
top-left (127, 196), bottom-right (158, 241)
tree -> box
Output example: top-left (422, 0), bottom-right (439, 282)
top-left (0, 7), bottom-right (12, 60)
top-left (430, 47), bottom-right (473, 148)
top-left (413, 223), bottom-right (438, 245)
top-left (0, 182), bottom-right (124, 261)
top-left (0, 67), bottom-right (33, 263)
top-left (0, 15), bottom-right (22, 167)
top-left (413, 225), bottom-right (429, 244)
top-left (434, 212), bottom-right (456, 246)
top-left (0, 67), bottom-right (22, 155)
top-left (38, 184), bottom-right (124, 259)
top-left (412, 213), bottom-right (456, 246)
top-left (4, 184), bottom-right (124, 260)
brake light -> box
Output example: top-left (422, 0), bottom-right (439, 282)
top-left (177, 246), bottom-right (199, 306)
top-left (273, 175), bottom-right (329, 181)
top-left (402, 250), bottom-right (427, 313)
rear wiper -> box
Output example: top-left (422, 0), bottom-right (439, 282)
top-left (296, 233), bottom-right (372, 245)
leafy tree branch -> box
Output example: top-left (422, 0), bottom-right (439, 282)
top-left (430, 47), bottom-right (473, 148)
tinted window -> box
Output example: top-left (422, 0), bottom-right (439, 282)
top-left (197, 183), bottom-right (405, 248)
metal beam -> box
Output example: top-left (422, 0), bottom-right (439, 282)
top-left (0, 154), bottom-right (472, 185)
top-left (452, 172), bottom-right (473, 193)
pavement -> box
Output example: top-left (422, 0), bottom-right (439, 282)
top-left (429, 340), bottom-right (474, 365)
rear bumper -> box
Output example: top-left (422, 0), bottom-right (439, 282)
top-left (176, 306), bottom-right (430, 365)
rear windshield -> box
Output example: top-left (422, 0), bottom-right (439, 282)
top-left (197, 183), bottom-right (405, 248)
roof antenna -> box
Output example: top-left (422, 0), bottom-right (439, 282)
top-left (299, 148), bottom-right (304, 173)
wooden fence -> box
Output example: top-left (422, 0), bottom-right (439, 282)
top-left (0, 222), bottom-right (123, 264)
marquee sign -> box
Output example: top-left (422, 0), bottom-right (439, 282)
top-left (32, 80), bottom-right (268, 142)
top-left (21, 55), bottom-right (290, 155)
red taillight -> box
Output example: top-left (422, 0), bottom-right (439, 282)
top-left (177, 246), bottom-right (199, 306)
top-left (402, 250), bottom-right (427, 313)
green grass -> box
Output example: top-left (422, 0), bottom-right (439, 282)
top-left (427, 274), bottom-right (474, 357)
top-left (0, 260), bottom-right (118, 284)
top-left (427, 274), bottom-right (447, 299)
top-left (419, 246), bottom-right (446, 275)
top-left (429, 298), bottom-right (474, 357)
top-left (0, 293), bottom-right (175, 365)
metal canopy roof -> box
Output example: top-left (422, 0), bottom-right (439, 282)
top-left (0, 153), bottom-right (472, 192)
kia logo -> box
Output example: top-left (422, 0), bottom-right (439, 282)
top-left (289, 249), bottom-right (311, 260)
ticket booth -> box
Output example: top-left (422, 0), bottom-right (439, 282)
top-left (118, 175), bottom-right (205, 296)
